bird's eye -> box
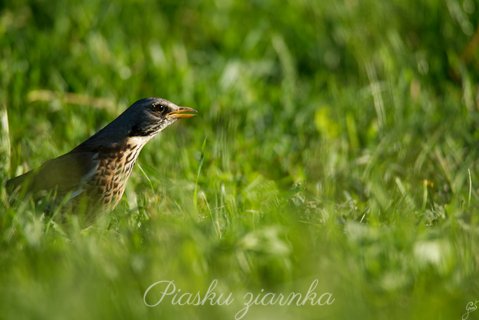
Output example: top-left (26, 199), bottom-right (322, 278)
top-left (152, 103), bottom-right (166, 113)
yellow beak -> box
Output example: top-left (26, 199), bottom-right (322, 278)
top-left (167, 106), bottom-right (198, 119)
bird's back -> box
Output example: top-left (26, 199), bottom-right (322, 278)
top-left (6, 152), bottom-right (98, 196)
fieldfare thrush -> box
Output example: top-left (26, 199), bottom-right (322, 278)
top-left (6, 97), bottom-right (197, 213)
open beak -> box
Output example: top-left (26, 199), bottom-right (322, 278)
top-left (167, 106), bottom-right (198, 119)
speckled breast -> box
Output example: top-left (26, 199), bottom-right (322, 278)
top-left (86, 142), bottom-right (144, 208)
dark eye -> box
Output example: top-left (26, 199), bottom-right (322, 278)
top-left (152, 103), bottom-right (166, 113)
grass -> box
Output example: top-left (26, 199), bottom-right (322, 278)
top-left (1, 0), bottom-right (479, 319)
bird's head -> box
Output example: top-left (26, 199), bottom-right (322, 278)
top-left (72, 97), bottom-right (197, 152)
top-left (126, 97), bottom-right (197, 137)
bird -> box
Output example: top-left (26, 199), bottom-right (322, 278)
top-left (6, 97), bottom-right (197, 216)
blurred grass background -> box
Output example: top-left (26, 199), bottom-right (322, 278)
top-left (1, 0), bottom-right (479, 319)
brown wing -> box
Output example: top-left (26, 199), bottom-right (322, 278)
top-left (6, 152), bottom-right (98, 195)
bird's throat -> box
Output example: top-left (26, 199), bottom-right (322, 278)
top-left (127, 135), bottom-right (155, 146)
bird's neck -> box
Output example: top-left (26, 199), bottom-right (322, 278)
top-left (126, 135), bottom-right (155, 146)
top-left (115, 136), bottom-right (152, 165)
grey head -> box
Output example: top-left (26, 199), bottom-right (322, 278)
top-left (73, 97), bottom-right (197, 151)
